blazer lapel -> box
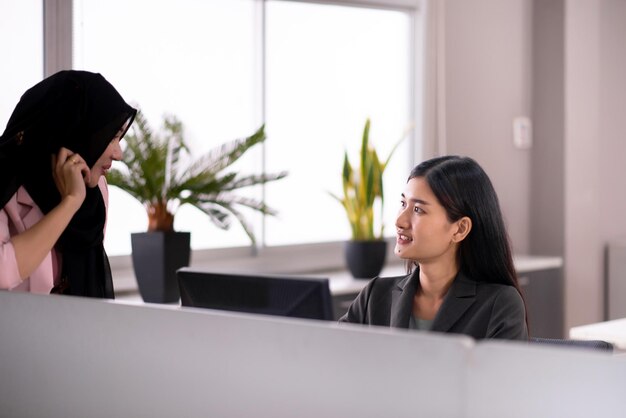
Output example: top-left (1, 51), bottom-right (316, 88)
top-left (431, 272), bottom-right (477, 333)
top-left (390, 270), bottom-right (420, 328)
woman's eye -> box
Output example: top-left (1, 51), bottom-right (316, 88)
top-left (414, 206), bottom-right (424, 214)
top-left (400, 200), bottom-right (406, 208)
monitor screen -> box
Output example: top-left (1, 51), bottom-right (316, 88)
top-left (177, 268), bottom-right (334, 321)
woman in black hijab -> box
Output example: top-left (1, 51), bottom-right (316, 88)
top-left (0, 70), bottom-right (136, 298)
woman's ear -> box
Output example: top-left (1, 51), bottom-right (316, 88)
top-left (451, 216), bottom-right (472, 243)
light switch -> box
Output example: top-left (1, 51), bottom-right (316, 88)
top-left (513, 117), bottom-right (532, 149)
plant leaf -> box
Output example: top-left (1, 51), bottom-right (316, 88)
top-left (108, 110), bottom-right (286, 242)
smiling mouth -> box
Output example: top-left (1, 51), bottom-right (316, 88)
top-left (397, 234), bottom-right (413, 242)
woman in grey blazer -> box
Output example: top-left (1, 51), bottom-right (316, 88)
top-left (339, 156), bottom-right (528, 340)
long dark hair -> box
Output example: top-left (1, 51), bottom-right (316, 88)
top-left (407, 156), bottom-right (526, 304)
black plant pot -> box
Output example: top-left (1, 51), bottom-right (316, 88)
top-left (131, 231), bottom-right (191, 303)
top-left (345, 240), bottom-right (388, 279)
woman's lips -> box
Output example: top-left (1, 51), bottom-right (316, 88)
top-left (396, 234), bottom-right (413, 245)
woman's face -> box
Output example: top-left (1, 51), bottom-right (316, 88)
top-left (85, 122), bottom-right (127, 188)
top-left (394, 177), bottom-right (459, 263)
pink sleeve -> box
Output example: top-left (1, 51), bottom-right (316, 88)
top-left (0, 207), bottom-right (24, 290)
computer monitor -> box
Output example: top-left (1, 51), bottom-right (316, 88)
top-left (177, 268), bottom-right (334, 321)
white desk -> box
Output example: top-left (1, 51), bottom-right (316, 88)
top-left (570, 318), bottom-right (626, 351)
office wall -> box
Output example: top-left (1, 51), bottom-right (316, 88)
top-left (598, 0), bottom-right (626, 310)
top-left (564, 0), bottom-right (626, 328)
top-left (443, 0), bottom-right (533, 255)
top-left (530, 0), bottom-right (565, 258)
top-left (437, 0), bottom-right (626, 331)
top-left (564, 0), bottom-right (603, 330)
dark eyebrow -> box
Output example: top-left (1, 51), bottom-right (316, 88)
top-left (401, 193), bottom-right (430, 205)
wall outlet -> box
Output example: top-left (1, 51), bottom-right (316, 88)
top-left (513, 117), bottom-right (532, 149)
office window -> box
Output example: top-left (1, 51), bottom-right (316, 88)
top-left (73, 0), bottom-right (259, 254)
top-left (72, 0), bottom-right (416, 255)
top-left (265, 1), bottom-right (412, 245)
top-left (0, 0), bottom-right (43, 128)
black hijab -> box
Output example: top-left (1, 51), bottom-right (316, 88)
top-left (0, 70), bottom-right (136, 298)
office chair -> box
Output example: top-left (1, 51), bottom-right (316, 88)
top-left (530, 337), bottom-right (614, 353)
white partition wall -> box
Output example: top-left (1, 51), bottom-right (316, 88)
top-left (468, 341), bottom-right (626, 418)
top-left (0, 292), bottom-right (471, 418)
top-left (3, 291), bottom-right (626, 418)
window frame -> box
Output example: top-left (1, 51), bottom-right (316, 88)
top-left (44, 0), bottom-right (424, 275)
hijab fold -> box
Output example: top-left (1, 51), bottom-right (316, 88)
top-left (0, 70), bottom-right (136, 298)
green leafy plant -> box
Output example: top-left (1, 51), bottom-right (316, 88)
top-left (107, 110), bottom-right (287, 243)
top-left (329, 119), bottom-right (404, 241)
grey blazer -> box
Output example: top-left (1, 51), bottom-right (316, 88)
top-left (338, 269), bottom-right (528, 340)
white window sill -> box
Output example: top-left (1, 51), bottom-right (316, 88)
top-left (111, 237), bottom-right (403, 296)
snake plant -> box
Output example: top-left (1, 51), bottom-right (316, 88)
top-left (329, 119), bottom-right (403, 241)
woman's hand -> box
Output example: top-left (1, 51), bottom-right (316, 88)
top-left (51, 147), bottom-right (90, 210)
top-left (10, 148), bottom-right (93, 281)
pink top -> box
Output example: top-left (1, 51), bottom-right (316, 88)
top-left (0, 178), bottom-right (109, 293)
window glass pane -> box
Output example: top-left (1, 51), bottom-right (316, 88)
top-left (73, 0), bottom-right (258, 255)
top-left (0, 1), bottom-right (43, 127)
top-left (265, 1), bottom-right (413, 245)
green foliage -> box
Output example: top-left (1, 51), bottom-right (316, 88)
top-left (329, 119), bottom-right (403, 241)
top-left (107, 110), bottom-right (287, 243)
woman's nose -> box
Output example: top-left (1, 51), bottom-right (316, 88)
top-left (395, 208), bottom-right (410, 229)
top-left (112, 141), bottom-right (123, 160)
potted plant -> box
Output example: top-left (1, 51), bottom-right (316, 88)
top-left (329, 118), bottom-right (403, 279)
top-left (107, 110), bottom-right (287, 303)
